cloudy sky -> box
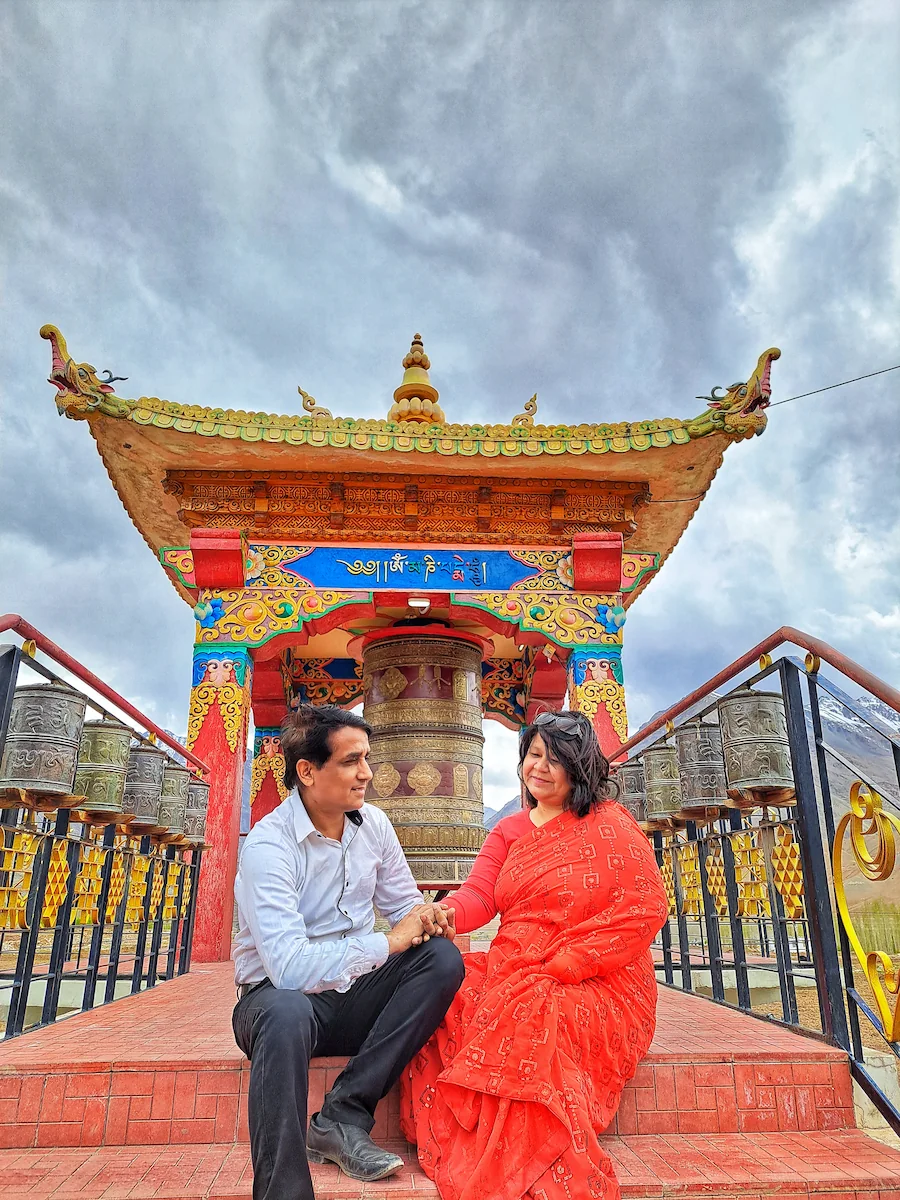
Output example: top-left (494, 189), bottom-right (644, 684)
top-left (1, 0), bottom-right (898, 812)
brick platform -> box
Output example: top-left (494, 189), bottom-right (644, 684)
top-left (0, 962), bottom-right (898, 1197)
top-left (0, 964), bottom-right (857, 1147)
top-left (4, 1131), bottom-right (900, 1198)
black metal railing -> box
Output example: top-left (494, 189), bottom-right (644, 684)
top-left (0, 625), bottom-right (206, 1039)
top-left (613, 632), bottom-right (900, 1134)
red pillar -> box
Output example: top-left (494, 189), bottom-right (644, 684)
top-left (186, 646), bottom-right (252, 963)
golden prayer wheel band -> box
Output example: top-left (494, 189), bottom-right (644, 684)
top-left (362, 627), bottom-right (487, 883)
top-left (365, 698), bottom-right (482, 731)
top-left (371, 800), bottom-right (485, 825)
top-left (368, 733), bottom-right (484, 763)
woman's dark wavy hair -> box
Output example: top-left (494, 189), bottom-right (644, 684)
top-left (518, 711), bottom-right (617, 818)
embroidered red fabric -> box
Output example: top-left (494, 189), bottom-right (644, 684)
top-left (400, 804), bottom-right (668, 1200)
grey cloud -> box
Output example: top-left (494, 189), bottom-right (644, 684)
top-left (1, 0), bottom-right (897, 738)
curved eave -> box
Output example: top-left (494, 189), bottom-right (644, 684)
top-left (80, 403), bottom-right (737, 610)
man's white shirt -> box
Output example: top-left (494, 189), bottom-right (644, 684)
top-left (232, 793), bottom-right (423, 993)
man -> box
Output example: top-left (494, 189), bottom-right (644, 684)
top-left (232, 703), bottom-right (463, 1200)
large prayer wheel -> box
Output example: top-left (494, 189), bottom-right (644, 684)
top-left (363, 629), bottom-right (486, 884)
top-left (674, 721), bottom-right (727, 821)
top-left (641, 744), bottom-right (681, 827)
top-left (0, 681), bottom-right (87, 797)
top-left (124, 743), bottom-right (167, 830)
top-left (717, 688), bottom-right (795, 807)
top-left (74, 719), bottom-right (133, 815)
top-left (613, 759), bottom-right (646, 824)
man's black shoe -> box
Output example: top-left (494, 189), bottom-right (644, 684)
top-left (306, 1113), bottom-right (404, 1181)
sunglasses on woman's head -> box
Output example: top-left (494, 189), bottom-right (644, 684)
top-left (533, 711), bottom-right (582, 737)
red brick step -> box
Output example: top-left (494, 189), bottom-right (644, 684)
top-left (0, 964), bottom-right (857, 1148)
top-left (3, 1130), bottom-right (900, 1198)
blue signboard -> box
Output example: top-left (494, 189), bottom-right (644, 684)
top-left (281, 547), bottom-right (545, 591)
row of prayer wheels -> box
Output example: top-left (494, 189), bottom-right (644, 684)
top-left (615, 689), bottom-right (795, 829)
top-left (0, 681), bottom-right (208, 843)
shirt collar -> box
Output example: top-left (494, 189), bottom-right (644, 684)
top-left (289, 791), bottom-right (364, 845)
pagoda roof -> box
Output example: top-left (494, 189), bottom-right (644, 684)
top-left (40, 325), bottom-right (780, 605)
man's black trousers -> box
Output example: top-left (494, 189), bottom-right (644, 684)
top-left (232, 937), bottom-right (465, 1200)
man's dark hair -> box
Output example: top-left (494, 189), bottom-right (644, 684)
top-left (518, 711), bottom-right (616, 818)
top-left (281, 704), bottom-right (372, 790)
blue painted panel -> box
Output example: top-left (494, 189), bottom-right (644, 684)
top-left (281, 547), bottom-right (540, 591)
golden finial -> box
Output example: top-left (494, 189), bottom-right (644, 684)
top-left (388, 334), bottom-right (445, 424)
top-left (512, 394), bottom-right (538, 426)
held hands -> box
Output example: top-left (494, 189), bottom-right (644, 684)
top-left (386, 903), bottom-right (457, 954)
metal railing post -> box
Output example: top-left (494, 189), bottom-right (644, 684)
top-left (82, 823), bottom-right (118, 1012)
top-left (779, 659), bottom-right (850, 1049)
top-left (690, 821), bottom-right (725, 1002)
top-left (0, 644), bottom-right (21, 763)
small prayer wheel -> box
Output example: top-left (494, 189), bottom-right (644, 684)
top-left (0, 681), bottom-right (87, 798)
top-left (157, 761), bottom-right (190, 835)
top-left (717, 688), bottom-right (795, 807)
top-left (124, 743), bottom-right (167, 829)
top-left (74, 719), bottom-right (133, 815)
top-left (184, 776), bottom-right (210, 843)
top-left (641, 744), bottom-right (681, 828)
top-left (674, 721), bottom-right (727, 821)
top-left (614, 759), bottom-right (646, 824)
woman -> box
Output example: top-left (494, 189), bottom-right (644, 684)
top-left (401, 711), bottom-right (668, 1200)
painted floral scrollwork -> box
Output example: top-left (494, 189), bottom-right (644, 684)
top-left (833, 781), bottom-right (900, 1043)
top-left (570, 680), bottom-right (628, 743)
top-left (187, 681), bottom-right (247, 753)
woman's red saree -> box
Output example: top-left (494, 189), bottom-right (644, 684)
top-left (400, 803), bottom-right (668, 1200)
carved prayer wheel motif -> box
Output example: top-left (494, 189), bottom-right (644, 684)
top-left (641, 744), bottom-right (681, 827)
top-left (363, 631), bottom-right (486, 883)
top-left (124, 743), bottom-right (167, 829)
top-left (717, 689), bottom-right (795, 807)
top-left (184, 776), bottom-right (210, 843)
top-left (74, 719), bottom-right (133, 815)
top-left (0, 681), bottom-right (87, 797)
top-left (158, 762), bottom-right (190, 835)
top-left (614, 760), bottom-right (646, 824)
top-left (674, 721), bottom-right (727, 820)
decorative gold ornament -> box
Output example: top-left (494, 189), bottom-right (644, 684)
top-left (453, 763), bottom-right (469, 798)
top-left (187, 680), bottom-right (247, 753)
top-left (456, 591), bottom-right (624, 648)
top-left (659, 841), bottom-right (677, 916)
top-left (366, 698), bottom-right (481, 731)
top-left (194, 586), bottom-right (367, 647)
top-left (770, 823), bottom-right (804, 919)
top-left (125, 851), bottom-right (151, 925)
top-left (704, 839), bottom-right (730, 917)
top-left (371, 762), bottom-right (401, 799)
top-left (407, 762), bottom-right (443, 796)
top-left (72, 839), bottom-right (105, 925)
top-left (676, 839), bottom-right (702, 918)
top-left (41, 838), bottom-right (71, 929)
top-left (569, 679), bottom-right (628, 743)
top-left (105, 845), bottom-right (127, 923)
top-left (729, 830), bottom-right (770, 918)
top-left (379, 667), bottom-right (408, 700)
top-left (833, 782), bottom-right (900, 1042)
top-left (250, 751), bottom-right (289, 805)
top-left (471, 766), bottom-right (483, 801)
top-left (0, 829), bottom-right (38, 931)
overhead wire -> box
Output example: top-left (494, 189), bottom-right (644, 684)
top-left (646, 361), bottom-right (899, 503)
top-left (767, 363), bottom-right (899, 407)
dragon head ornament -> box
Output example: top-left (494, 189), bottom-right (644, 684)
top-left (40, 325), bottom-right (128, 417)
